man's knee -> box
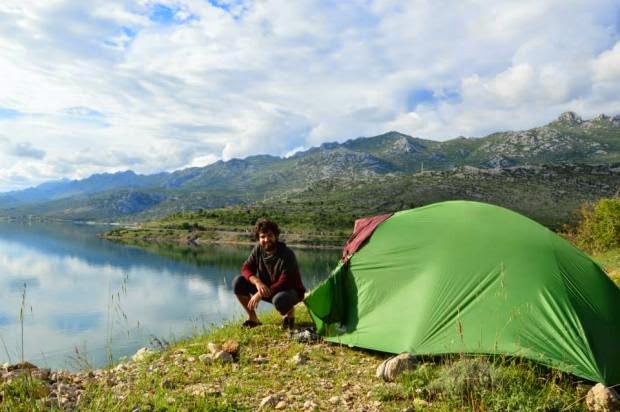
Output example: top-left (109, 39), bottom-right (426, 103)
top-left (272, 290), bottom-right (298, 314)
top-left (233, 275), bottom-right (252, 295)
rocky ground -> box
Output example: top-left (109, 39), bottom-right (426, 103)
top-left (2, 308), bottom-right (618, 411)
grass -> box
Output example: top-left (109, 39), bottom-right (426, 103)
top-left (593, 247), bottom-right (620, 286)
top-left (1, 307), bottom-right (596, 411)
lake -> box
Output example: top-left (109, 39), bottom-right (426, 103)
top-left (0, 221), bottom-right (340, 370)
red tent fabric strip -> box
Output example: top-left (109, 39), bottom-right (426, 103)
top-left (341, 212), bottom-right (393, 262)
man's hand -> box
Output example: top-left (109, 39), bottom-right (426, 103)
top-left (247, 292), bottom-right (262, 311)
top-left (251, 277), bottom-right (272, 298)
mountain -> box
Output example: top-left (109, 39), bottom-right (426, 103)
top-left (0, 170), bottom-right (168, 208)
top-left (0, 112), bottom-right (618, 221)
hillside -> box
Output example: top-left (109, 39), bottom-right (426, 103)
top-left (103, 163), bottom-right (620, 250)
top-left (0, 112), bottom-right (618, 221)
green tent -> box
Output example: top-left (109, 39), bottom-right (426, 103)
top-left (305, 201), bottom-right (620, 384)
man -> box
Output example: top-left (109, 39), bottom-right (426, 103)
top-left (233, 218), bottom-right (305, 329)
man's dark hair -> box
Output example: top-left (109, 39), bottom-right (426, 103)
top-left (253, 218), bottom-right (280, 240)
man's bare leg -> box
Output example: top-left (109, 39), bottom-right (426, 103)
top-left (236, 294), bottom-right (259, 322)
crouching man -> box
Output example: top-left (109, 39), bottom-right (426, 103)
top-left (233, 218), bottom-right (305, 329)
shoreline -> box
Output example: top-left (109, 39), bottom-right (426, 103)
top-left (100, 227), bottom-right (347, 250)
top-left (0, 309), bottom-right (600, 411)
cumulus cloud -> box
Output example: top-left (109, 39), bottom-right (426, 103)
top-left (0, 0), bottom-right (618, 191)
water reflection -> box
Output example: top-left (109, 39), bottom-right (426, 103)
top-left (0, 222), bottom-right (340, 370)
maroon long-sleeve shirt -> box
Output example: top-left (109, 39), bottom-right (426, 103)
top-left (241, 242), bottom-right (306, 297)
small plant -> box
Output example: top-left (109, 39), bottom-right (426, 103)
top-left (19, 282), bottom-right (32, 364)
top-left (563, 197), bottom-right (620, 253)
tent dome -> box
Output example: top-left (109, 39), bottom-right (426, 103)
top-left (305, 201), bottom-right (620, 384)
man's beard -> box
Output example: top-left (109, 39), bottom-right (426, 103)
top-left (264, 240), bottom-right (276, 253)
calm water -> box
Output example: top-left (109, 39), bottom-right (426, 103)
top-left (0, 221), bottom-right (340, 370)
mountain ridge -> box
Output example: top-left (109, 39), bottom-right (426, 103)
top-left (1, 111), bottom-right (618, 221)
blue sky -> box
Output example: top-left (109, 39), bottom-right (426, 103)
top-left (0, 0), bottom-right (619, 192)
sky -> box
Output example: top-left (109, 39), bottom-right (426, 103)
top-left (0, 0), bottom-right (619, 192)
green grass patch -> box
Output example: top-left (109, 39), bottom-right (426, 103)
top-left (0, 307), bottom-right (596, 411)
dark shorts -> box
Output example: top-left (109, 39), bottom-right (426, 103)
top-left (232, 275), bottom-right (301, 315)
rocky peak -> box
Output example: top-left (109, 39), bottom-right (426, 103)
top-left (391, 136), bottom-right (418, 153)
top-left (593, 114), bottom-right (610, 122)
top-left (556, 111), bottom-right (583, 125)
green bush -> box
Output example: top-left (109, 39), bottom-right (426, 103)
top-left (566, 198), bottom-right (620, 253)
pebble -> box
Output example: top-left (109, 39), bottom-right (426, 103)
top-left (329, 396), bottom-right (340, 404)
top-left (253, 356), bottom-right (269, 364)
top-left (303, 400), bottom-right (318, 411)
top-left (185, 383), bottom-right (210, 396)
top-left (131, 347), bottom-right (153, 362)
top-left (291, 353), bottom-right (308, 366)
top-left (207, 342), bottom-right (221, 354)
top-left (259, 394), bottom-right (278, 409)
top-left (275, 400), bottom-right (287, 409)
top-left (214, 351), bottom-right (233, 363)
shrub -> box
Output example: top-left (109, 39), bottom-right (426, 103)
top-left (565, 197), bottom-right (620, 253)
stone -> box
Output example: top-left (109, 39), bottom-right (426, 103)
top-left (303, 400), bottom-right (318, 411)
top-left (213, 351), bottom-right (233, 363)
top-left (207, 342), bottom-right (221, 354)
top-left (165, 396), bottom-right (176, 404)
top-left (586, 383), bottom-right (620, 412)
top-left (275, 400), bottom-right (287, 409)
top-left (113, 363), bottom-right (128, 372)
top-left (259, 394), bottom-right (278, 409)
top-left (31, 367), bottom-right (50, 380)
top-left (7, 361), bottom-right (38, 371)
top-left (291, 353), bottom-right (308, 366)
top-left (185, 383), bottom-right (210, 396)
top-left (376, 353), bottom-right (416, 382)
top-left (198, 354), bottom-right (212, 363)
top-left (187, 356), bottom-right (196, 363)
top-left (253, 356), bottom-right (268, 364)
top-left (132, 347), bottom-right (153, 362)
top-left (329, 396), bottom-right (340, 404)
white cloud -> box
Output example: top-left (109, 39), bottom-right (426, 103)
top-left (0, 0), bottom-right (618, 191)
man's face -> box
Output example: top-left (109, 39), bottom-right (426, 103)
top-left (258, 230), bottom-right (277, 253)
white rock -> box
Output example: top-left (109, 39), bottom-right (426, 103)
top-left (376, 352), bottom-right (416, 382)
top-left (586, 383), bottom-right (620, 412)
top-left (253, 356), bottom-right (268, 364)
top-left (275, 400), bottom-right (287, 409)
top-left (214, 351), bottom-right (233, 363)
top-left (185, 383), bottom-right (210, 396)
top-left (113, 363), bottom-right (128, 372)
top-left (329, 396), bottom-right (340, 404)
top-left (303, 400), bottom-right (318, 411)
top-left (259, 395), bottom-right (277, 409)
top-left (131, 347), bottom-right (152, 362)
top-left (207, 342), bottom-right (221, 354)
top-left (198, 353), bottom-right (212, 363)
top-left (291, 353), bottom-right (308, 366)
